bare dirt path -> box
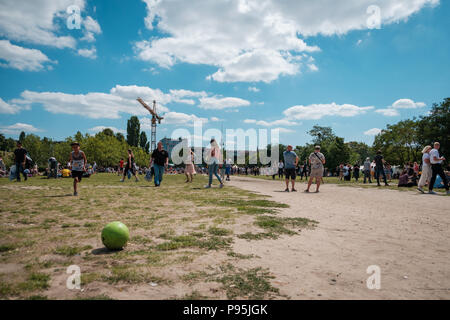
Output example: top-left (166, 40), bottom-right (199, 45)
top-left (228, 176), bottom-right (450, 299)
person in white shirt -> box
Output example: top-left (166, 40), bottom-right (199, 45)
top-left (417, 145), bottom-right (432, 193)
top-left (428, 142), bottom-right (449, 195)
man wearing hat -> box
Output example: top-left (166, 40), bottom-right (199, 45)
top-left (69, 142), bottom-right (87, 196)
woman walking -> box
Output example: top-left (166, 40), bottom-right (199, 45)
top-left (121, 149), bottom-right (139, 182)
top-left (417, 146), bottom-right (432, 193)
top-left (184, 149), bottom-right (196, 183)
top-left (205, 138), bottom-right (224, 189)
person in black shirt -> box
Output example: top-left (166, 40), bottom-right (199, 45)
top-left (151, 141), bottom-right (169, 187)
top-left (374, 150), bottom-right (389, 186)
top-left (14, 141), bottom-right (28, 182)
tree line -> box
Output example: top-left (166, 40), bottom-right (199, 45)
top-left (0, 98), bottom-right (448, 171)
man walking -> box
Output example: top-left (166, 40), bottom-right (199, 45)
top-left (305, 146), bottom-right (325, 193)
top-left (151, 141), bottom-right (169, 187)
top-left (374, 150), bottom-right (389, 186)
top-left (14, 141), bottom-right (28, 182)
top-left (283, 145), bottom-right (298, 192)
top-left (363, 157), bottom-right (372, 184)
top-left (428, 142), bottom-right (449, 195)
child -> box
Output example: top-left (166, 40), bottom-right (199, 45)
top-left (69, 142), bottom-right (87, 196)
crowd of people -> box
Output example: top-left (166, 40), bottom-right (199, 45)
top-left (3, 139), bottom-right (449, 196)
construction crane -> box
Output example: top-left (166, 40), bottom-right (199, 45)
top-left (136, 98), bottom-right (164, 153)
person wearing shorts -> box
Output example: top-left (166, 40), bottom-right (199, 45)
top-left (283, 145), bottom-right (299, 192)
top-left (306, 146), bottom-right (325, 193)
top-left (69, 142), bottom-right (87, 196)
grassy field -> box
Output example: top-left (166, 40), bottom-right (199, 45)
top-left (0, 173), bottom-right (317, 300)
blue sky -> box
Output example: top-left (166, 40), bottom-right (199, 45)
top-left (0, 0), bottom-right (449, 149)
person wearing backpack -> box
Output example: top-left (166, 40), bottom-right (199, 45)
top-left (14, 141), bottom-right (28, 182)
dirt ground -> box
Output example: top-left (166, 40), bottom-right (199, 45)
top-left (228, 176), bottom-right (450, 299)
top-left (1, 174), bottom-right (449, 300)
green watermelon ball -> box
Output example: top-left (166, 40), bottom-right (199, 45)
top-left (101, 221), bottom-right (129, 250)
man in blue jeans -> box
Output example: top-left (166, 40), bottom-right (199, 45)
top-left (14, 141), bottom-right (28, 182)
top-left (150, 141), bottom-right (169, 187)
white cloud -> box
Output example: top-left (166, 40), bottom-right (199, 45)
top-left (137, 0), bottom-right (438, 82)
top-left (210, 117), bottom-right (222, 122)
top-left (0, 123), bottom-right (43, 135)
top-left (77, 47), bottom-right (97, 59)
top-left (364, 128), bottom-right (382, 136)
top-left (375, 108), bottom-right (399, 116)
top-left (141, 112), bottom-right (207, 128)
top-left (0, 1), bottom-right (102, 64)
top-left (248, 87), bottom-right (260, 92)
top-left (356, 39), bottom-right (363, 46)
top-left (0, 97), bottom-right (19, 114)
top-left (0, 0), bottom-right (85, 49)
top-left (375, 98), bottom-right (426, 116)
top-left (0, 40), bottom-right (55, 71)
top-left (283, 103), bottom-right (374, 120)
top-left (89, 126), bottom-right (125, 134)
top-left (391, 98), bottom-right (426, 109)
top-left (244, 119), bottom-right (298, 127)
top-left (198, 96), bottom-right (251, 110)
top-left (273, 127), bottom-right (296, 134)
top-left (80, 16), bottom-right (102, 42)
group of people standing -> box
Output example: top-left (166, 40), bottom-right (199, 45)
top-left (282, 145), bottom-right (326, 193)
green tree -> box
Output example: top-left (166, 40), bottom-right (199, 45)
top-left (308, 125), bottom-right (335, 145)
top-left (417, 97), bottom-right (450, 156)
top-left (19, 131), bottom-right (26, 143)
top-left (127, 116), bottom-right (140, 147)
top-left (139, 131), bottom-right (148, 151)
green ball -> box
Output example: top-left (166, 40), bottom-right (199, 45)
top-left (101, 221), bottom-right (129, 250)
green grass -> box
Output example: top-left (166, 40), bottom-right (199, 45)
top-left (54, 245), bottom-right (93, 256)
top-left (0, 173), bottom-right (313, 299)
top-left (17, 273), bottom-right (50, 291)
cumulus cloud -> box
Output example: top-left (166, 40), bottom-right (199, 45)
top-left (248, 87), bottom-right (260, 92)
top-left (244, 119), bottom-right (298, 127)
top-left (77, 47), bottom-right (97, 59)
top-left (0, 123), bottom-right (43, 135)
top-left (375, 98), bottom-right (426, 116)
top-left (0, 40), bottom-right (55, 71)
top-left (141, 112), bottom-right (207, 128)
top-left (81, 16), bottom-right (102, 42)
top-left (0, 97), bottom-right (20, 114)
top-left (198, 96), bottom-right (251, 110)
top-left (0, 0), bottom-right (102, 64)
top-left (375, 108), bottom-right (399, 116)
top-left (283, 103), bottom-right (374, 120)
top-left (364, 128), bottom-right (382, 136)
top-left (136, 0), bottom-right (438, 82)
top-left (7, 85), bottom-right (249, 121)
top-left (0, 0), bottom-right (82, 49)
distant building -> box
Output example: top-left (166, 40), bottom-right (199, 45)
top-left (160, 137), bottom-right (187, 159)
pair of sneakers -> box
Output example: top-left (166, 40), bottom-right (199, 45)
top-left (205, 184), bottom-right (224, 189)
top-left (418, 187), bottom-right (450, 195)
top-left (285, 188), bottom-right (297, 192)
